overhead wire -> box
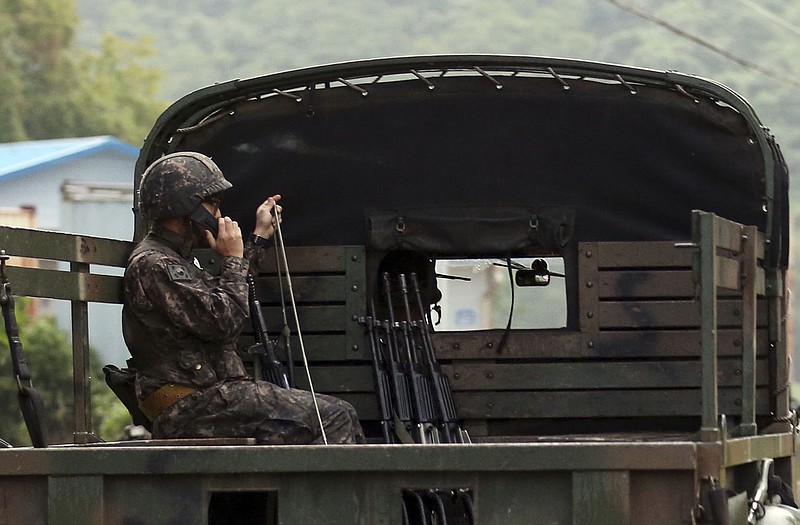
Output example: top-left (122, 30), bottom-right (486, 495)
top-left (732, 0), bottom-right (800, 38)
top-left (604, 0), bottom-right (800, 90)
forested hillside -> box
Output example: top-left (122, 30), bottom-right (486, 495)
top-left (75, 0), bottom-right (799, 179)
top-left (74, 0), bottom-right (800, 312)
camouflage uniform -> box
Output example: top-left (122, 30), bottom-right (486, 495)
top-left (124, 153), bottom-right (363, 444)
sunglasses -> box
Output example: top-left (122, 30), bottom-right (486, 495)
top-left (204, 196), bottom-right (222, 212)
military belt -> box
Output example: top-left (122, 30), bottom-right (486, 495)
top-left (139, 383), bottom-right (197, 421)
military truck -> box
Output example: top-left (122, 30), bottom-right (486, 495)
top-left (0, 55), bottom-right (796, 524)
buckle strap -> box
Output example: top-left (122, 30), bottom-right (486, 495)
top-left (139, 383), bottom-right (197, 421)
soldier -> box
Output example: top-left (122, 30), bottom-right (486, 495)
top-left (123, 152), bottom-right (364, 444)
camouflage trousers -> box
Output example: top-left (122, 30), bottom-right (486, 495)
top-left (152, 379), bottom-right (365, 444)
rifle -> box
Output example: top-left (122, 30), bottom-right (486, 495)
top-left (0, 250), bottom-right (48, 447)
top-left (369, 272), bottom-right (474, 524)
top-left (397, 273), bottom-right (445, 444)
top-left (379, 317), bottom-right (416, 442)
top-left (246, 273), bottom-right (290, 389)
top-left (383, 272), bottom-right (437, 444)
top-left (359, 300), bottom-right (396, 443)
top-left (399, 274), bottom-right (449, 443)
top-left (408, 273), bottom-right (469, 443)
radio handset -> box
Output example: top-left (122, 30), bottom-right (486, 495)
top-left (189, 206), bottom-right (219, 238)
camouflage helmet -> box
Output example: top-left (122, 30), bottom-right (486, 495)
top-left (138, 152), bottom-right (232, 220)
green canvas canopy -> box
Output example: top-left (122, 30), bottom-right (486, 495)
top-left (136, 55), bottom-right (789, 267)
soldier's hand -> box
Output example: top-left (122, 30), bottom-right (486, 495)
top-left (206, 217), bottom-right (244, 258)
top-left (253, 195), bottom-right (282, 240)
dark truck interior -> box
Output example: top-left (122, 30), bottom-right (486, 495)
top-left (135, 56), bottom-right (789, 443)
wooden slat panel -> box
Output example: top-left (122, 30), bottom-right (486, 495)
top-left (444, 359), bottom-right (768, 391)
top-left (0, 225), bottom-right (132, 266)
top-left (434, 330), bottom-right (583, 359)
top-left (255, 245), bottom-right (348, 274)
top-left (81, 274), bottom-right (124, 304)
top-left (261, 305), bottom-right (350, 332)
top-left (341, 361), bottom-right (735, 393)
top-left (598, 270), bottom-right (694, 299)
top-left (452, 388), bottom-right (769, 419)
top-left (332, 393), bottom-right (379, 420)
top-left (4, 266), bottom-right (123, 303)
top-left (291, 365), bottom-right (373, 392)
top-left (336, 388), bottom-right (771, 422)
top-left (597, 299), bottom-right (766, 329)
top-left (591, 241), bottom-right (693, 269)
top-left (709, 263), bottom-right (765, 296)
top-left (716, 256), bottom-right (741, 291)
top-left (596, 268), bottom-right (765, 300)
top-left (254, 360), bottom-right (763, 394)
top-left (431, 329), bottom-right (768, 359)
top-left (713, 216), bottom-right (744, 253)
top-left (254, 275), bottom-right (348, 303)
top-left (589, 329), bottom-right (768, 358)
top-left (239, 334), bottom-right (352, 361)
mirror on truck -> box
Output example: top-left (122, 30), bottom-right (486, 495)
top-left (515, 259), bottom-right (565, 287)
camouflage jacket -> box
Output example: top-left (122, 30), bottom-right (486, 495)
top-left (122, 225), bottom-right (255, 401)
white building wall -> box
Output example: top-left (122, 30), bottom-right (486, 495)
top-left (0, 148), bottom-right (137, 366)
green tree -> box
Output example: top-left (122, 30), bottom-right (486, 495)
top-left (0, 299), bottom-right (129, 446)
top-left (0, 0), bottom-right (165, 145)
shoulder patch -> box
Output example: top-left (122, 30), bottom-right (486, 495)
top-left (167, 263), bottom-right (192, 282)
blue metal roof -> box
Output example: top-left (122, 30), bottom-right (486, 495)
top-left (0, 136), bottom-right (139, 182)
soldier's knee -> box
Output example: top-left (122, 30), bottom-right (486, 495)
top-left (317, 405), bottom-right (357, 443)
